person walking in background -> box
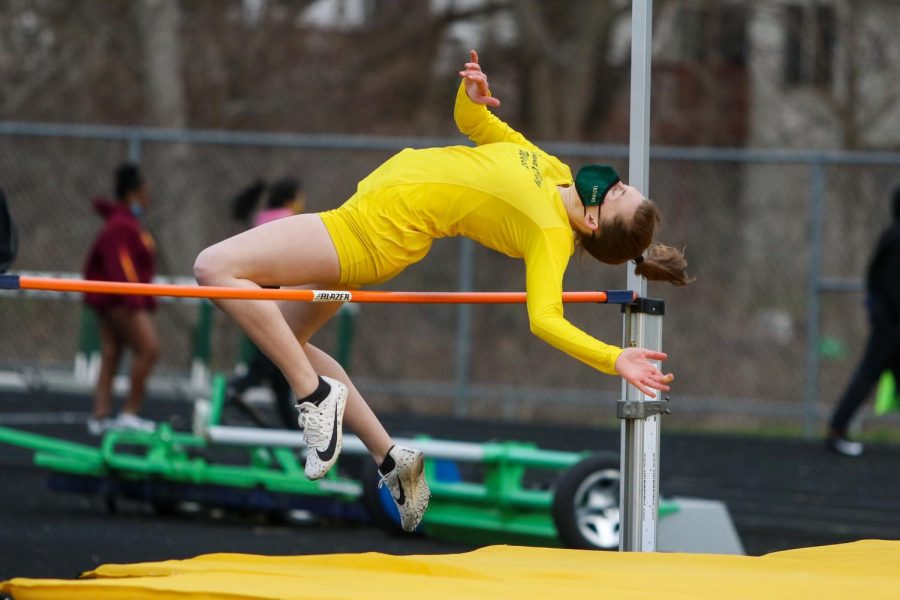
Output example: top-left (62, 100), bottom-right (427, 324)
top-left (826, 186), bottom-right (900, 456)
top-left (228, 178), bottom-right (306, 428)
top-left (83, 163), bottom-right (159, 436)
top-left (232, 178), bottom-right (306, 228)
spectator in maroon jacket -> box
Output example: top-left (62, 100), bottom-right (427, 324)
top-left (83, 163), bottom-right (159, 435)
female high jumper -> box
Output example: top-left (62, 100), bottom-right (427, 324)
top-left (194, 51), bottom-right (690, 532)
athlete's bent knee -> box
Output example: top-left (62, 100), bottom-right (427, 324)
top-left (194, 246), bottom-right (225, 286)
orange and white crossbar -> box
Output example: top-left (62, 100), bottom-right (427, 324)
top-left (0, 274), bottom-right (636, 305)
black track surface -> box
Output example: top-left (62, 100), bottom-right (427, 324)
top-left (1, 390), bottom-right (899, 582)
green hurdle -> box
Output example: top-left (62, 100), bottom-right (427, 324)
top-left (0, 370), bottom-right (678, 550)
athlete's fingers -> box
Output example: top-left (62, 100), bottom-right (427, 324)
top-left (649, 380), bottom-right (671, 392)
top-left (624, 372), bottom-right (655, 398)
top-left (460, 67), bottom-right (500, 107)
top-left (458, 71), bottom-right (485, 82)
top-left (638, 383), bottom-right (657, 398)
top-left (641, 350), bottom-right (668, 361)
top-left (470, 49), bottom-right (479, 64)
top-left (644, 370), bottom-right (673, 392)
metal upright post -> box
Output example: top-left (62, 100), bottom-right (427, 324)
top-left (619, 299), bottom-right (665, 552)
top-left (619, 0), bottom-right (662, 552)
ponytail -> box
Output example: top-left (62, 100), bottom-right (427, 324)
top-left (578, 198), bottom-right (693, 286)
top-left (231, 179), bottom-right (266, 223)
top-left (635, 242), bottom-right (692, 286)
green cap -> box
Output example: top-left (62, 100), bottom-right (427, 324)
top-left (574, 165), bottom-right (621, 207)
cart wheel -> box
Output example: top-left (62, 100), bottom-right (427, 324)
top-left (551, 455), bottom-right (620, 550)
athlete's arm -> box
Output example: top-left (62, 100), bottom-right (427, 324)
top-left (524, 231), bottom-right (672, 396)
top-left (458, 50), bottom-right (500, 108)
top-left (454, 50), bottom-right (541, 152)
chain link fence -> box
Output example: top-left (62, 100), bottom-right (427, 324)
top-left (1, 122), bottom-right (899, 434)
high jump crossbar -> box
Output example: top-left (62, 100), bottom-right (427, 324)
top-left (0, 274), bottom-right (635, 305)
top-left (1, 275), bottom-right (663, 555)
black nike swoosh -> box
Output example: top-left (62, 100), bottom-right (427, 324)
top-left (394, 478), bottom-right (405, 506)
top-left (315, 401), bottom-right (340, 462)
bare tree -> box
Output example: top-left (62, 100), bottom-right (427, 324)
top-left (746, 1), bottom-right (900, 151)
top-left (134, 0), bottom-right (187, 129)
top-left (512, 0), bottom-right (628, 140)
top-left (830, 0), bottom-right (900, 150)
top-left (0, 1), bottom-right (142, 122)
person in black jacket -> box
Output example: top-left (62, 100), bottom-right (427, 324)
top-left (0, 187), bottom-right (16, 273)
top-left (827, 186), bottom-right (900, 456)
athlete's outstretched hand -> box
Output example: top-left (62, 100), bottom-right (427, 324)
top-left (614, 347), bottom-right (673, 398)
top-left (458, 49), bottom-right (500, 108)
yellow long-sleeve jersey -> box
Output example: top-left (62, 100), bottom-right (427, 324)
top-left (321, 83), bottom-right (623, 374)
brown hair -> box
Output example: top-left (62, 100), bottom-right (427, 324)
top-left (578, 199), bottom-right (693, 286)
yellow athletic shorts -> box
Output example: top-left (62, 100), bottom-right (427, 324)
top-left (320, 190), bottom-right (434, 287)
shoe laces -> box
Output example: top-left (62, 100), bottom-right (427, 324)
top-left (297, 403), bottom-right (327, 448)
top-left (377, 470), bottom-right (391, 490)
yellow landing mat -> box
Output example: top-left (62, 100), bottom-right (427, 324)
top-left (3, 540), bottom-right (900, 600)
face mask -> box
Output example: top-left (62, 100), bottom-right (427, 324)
top-left (574, 165), bottom-right (621, 207)
top-left (131, 203), bottom-right (144, 218)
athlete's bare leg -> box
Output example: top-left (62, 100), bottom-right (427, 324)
top-left (194, 214), bottom-right (393, 460)
top-left (278, 297), bottom-right (393, 463)
top-left (194, 214), bottom-right (338, 397)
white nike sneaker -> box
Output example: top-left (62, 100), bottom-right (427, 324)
top-left (112, 412), bottom-right (156, 433)
top-left (378, 445), bottom-right (431, 532)
top-left (297, 376), bottom-right (347, 480)
top-left (86, 416), bottom-right (113, 437)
